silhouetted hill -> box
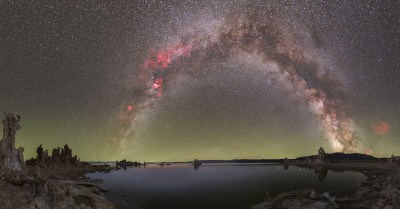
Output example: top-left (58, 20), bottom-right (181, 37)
top-left (296, 152), bottom-right (387, 161)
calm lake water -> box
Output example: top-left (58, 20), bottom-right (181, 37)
top-left (86, 163), bottom-right (366, 209)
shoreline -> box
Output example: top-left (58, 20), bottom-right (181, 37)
top-left (288, 161), bottom-right (400, 171)
top-left (0, 163), bottom-right (116, 209)
top-left (252, 162), bottom-right (400, 209)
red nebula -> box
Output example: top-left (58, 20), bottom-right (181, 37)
top-left (373, 120), bottom-right (390, 135)
top-left (157, 89), bottom-right (163, 97)
top-left (127, 105), bottom-right (134, 112)
top-left (152, 78), bottom-right (163, 90)
top-left (144, 42), bottom-right (193, 70)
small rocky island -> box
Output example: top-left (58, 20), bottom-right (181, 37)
top-left (193, 159), bottom-right (202, 169)
top-left (115, 159), bottom-right (143, 169)
top-left (0, 112), bottom-right (115, 209)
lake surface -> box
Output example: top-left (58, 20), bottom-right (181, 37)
top-left (86, 163), bottom-right (366, 209)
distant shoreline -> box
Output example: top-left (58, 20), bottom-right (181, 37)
top-left (87, 159), bottom-right (284, 164)
top-left (87, 160), bottom-right (400, 172)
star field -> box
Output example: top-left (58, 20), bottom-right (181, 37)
top-left (1, 0), bottom-right (399, 161)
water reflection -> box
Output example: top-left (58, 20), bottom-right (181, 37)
top-left (314, 167), bottom-right (328, 182)
top-left (87, 164), bottom-right (366, 209)
top-left (293, 165), bottom-right (330, 182)
top-left (284, 164), bottom-right (289, 170)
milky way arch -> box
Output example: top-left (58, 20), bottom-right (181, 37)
top-left (114, 9), bottom-right (360, 158)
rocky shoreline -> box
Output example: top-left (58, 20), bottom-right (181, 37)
top-left (0, 112), bottom-right (116, 209)
top-left (0, 164), bottom-right (115, 209)
top-left (251, 163), bottom-right (400, 209)
top-left (0, 112), bottom-right (118, 209)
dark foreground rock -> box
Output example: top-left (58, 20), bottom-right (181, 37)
top-left (0, 112), bottom-right (115, 208)
top-left (251, 169), bottom-right (400, 209)
top-left (0, 112), bottom-right (25, 175)
top-left (0, 164), bottom-right (115, 209)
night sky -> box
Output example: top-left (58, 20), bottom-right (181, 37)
top-left (1, 1), bottom-right (400, 162)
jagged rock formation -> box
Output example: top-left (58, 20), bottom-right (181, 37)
top-left (0, 166), bottom-right (116, 209)
top-left (0, 113), bottom-right (114, 208)
top-left (27, 144), bottom-right (80, 166)
top-left (0, 112), bottom-right (25, 175)
top-left (315, 147), bottom-right (326, 163)
top-left (193, 159), bottom-right (202, 169)
top-left (116, 159), bottom-right (142, 168)
top-left (388, 154), bottom-right (400, 166)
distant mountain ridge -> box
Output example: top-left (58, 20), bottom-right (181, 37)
top-left (296, 152), bottom-right (386, 161)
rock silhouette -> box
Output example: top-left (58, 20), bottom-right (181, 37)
top-left (388, 154), bottom-right (400, 166)
top-left (193, 159), bottom-right (202, 169)
top-left (27, 144), bottom-right (80, 166)
top-left (316, 147), bottom-right (326, 163)
top-left (0, 111), bottom-right (25, 175)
